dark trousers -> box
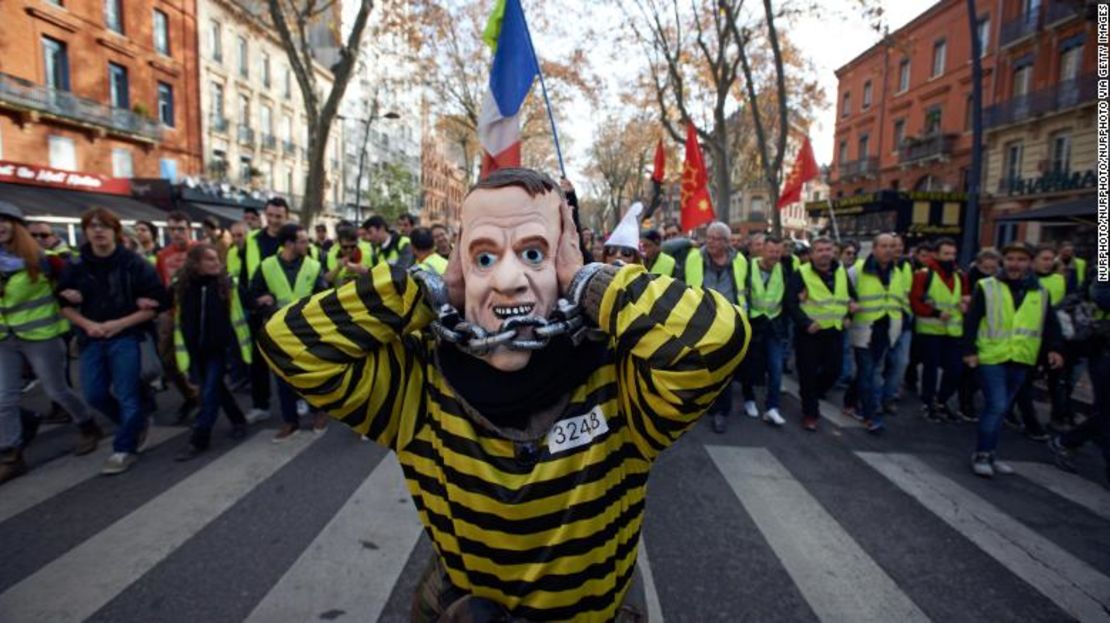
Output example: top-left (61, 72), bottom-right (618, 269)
top-left (276, 377), bottom-right (300, 426)
top-left (1060, 349), bottom-right (1110, 469)
top-left (919, 334), bottom-right (964, 406)
top-left (191, 353), bottom-right (247, 448)
top-left (795, 328), bottom-right (843, 419)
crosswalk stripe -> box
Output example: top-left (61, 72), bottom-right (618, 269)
top-left (706, 445), bottom-right (928, 622)
top-left (1010, 461), bottom-right (1110, 522)
top-left (243, 455), bottom-right (423, 623)
top-left (781, 377), bottom-right (863, 428)
top-left (858, 452), bottom-right (1110, 622)
top-left (637, 538), bottom-right (664, 623)
top-left (0, 425), bottom-right (186, 524)
top-left (0, 431), bottom-right (318, 623)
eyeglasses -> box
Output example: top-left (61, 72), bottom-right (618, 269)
top-left (31, 233), bottom-right (52, 239)
top-left (606, 247), bottom-right (638, 259)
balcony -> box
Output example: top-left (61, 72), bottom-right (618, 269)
top-left (283, 140), bottom-right (297, 155)
top-left (0, 71), bottom-right (162, 143)
top-left (210, 115), bottom-right (229, 134)
top-left (999, 12), bottom-right (1040, 48)
top-left (899, 133), bottom-right (957, 165)
top-left (838, 157), bottom-right (879, 181)
top-left (237, 125), bottom-right (255, 147)
top-left (261, 133), bottom-right (277, 151)
top-left (986, 72), bottom-right (1097, 128)
top-left (1045, 0), bottom-right (1083, 25)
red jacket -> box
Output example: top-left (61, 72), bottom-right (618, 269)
top-left (910, 258), bottom-right (970, 318)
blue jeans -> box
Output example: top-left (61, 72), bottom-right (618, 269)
top-left (976, 363), bottom-right (1029, 453)
top-left (854, 329), bottom-right (892, 425)
top-left (838, 334), bottom-right (855, 386)
top-left (275, 376), bottom-right (300, 426)
top-left (742, 330), bottom-right (785, 410)
top-left (882, 328), bottom-right (912, 403)
top-left (192, 353), bottom-right (246, 446)
top-left (919, 334), bottom-right (963, 406)
top-left (80, 335), bottom-right (144, 454)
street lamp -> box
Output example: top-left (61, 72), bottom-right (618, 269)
top-left (353, 110), bottom-right (401, 224)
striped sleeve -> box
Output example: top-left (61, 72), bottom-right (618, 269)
top-left (596, 265), bottom-right (750, 460)
top-left (259, 263), bottom-right (436, 450)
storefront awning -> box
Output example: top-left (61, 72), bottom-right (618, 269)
top-left (0, 182), bottom-right (166, 222)
top-left (181, 202), bottom-right (247, 228)
top-left (994, 197), bottom-right (1095, 223)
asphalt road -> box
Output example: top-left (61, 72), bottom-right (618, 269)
top-left (1, 375), bottom-right (1108, 623)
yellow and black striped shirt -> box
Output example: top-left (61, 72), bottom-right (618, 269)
top-left (261, 263), bottom-right (748, 621)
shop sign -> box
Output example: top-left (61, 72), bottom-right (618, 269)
top-left (0, 160), bottom-right (131, 195)
top-left (1000, 169), bottom-right (1096, 197)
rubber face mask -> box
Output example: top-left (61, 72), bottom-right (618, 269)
top-left (459, 186), bottom-right (561, 372)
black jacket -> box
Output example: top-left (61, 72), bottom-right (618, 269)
top-left (176, 276), bottom-right (237, 366)
top-left (57, 244), bottom-right (167, 343)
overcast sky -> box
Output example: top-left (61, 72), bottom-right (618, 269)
top-left (526, 0), bottom-right (935, 183)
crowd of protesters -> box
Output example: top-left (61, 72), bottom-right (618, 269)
top-left (0, 197), bottom-right (450, 482)
top-left (1, 189), bottom-right (1107, 488)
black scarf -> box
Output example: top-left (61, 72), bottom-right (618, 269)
top-left (437, 335), bottom-right (606, 431)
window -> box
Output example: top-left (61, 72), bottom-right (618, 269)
top-left (283, 68), bottom-right (292, 99)
top-left (838, 140), bottom-right (849, 164)
top-left (1051, 133), bottom-right (1071, 174)
top-left (1061, 44), bottom-right (1082, 82)
top-left (862, 81), bottom-right (872, 109)
top-left (858, 134), bottom-right (870, 159)
top-left (977, 16), bottom-right (990, 57)
top-left (153, 10), bottom-right (170, 55)
top-left (238, 94), bottom-right (250, 125)
top-left (108, 63), bottom-right (129, 109)
top-left (1012, 64), bottom-right (1032, 97)
top-left (157, 82), bottom-right (174, 127)
top-left (239, 155), bottom-right (253, 184)
top-left (210, 20), bottom-right (222, 62)
top-left (42, 37), bottom-right (70, 91)
top-left (893, 118), bottom-right (906, 149)
top-left (160, 159), bottom-right (178, 182)
top-left (261, 53), bottom-right (271, 88)
top-left (48, 135), bottom-right (76, 170)
top-left (932, 39), bottom-right (947, 77)
top-left (111, 148), bottom-right (133, 178)
top-left (841, 91), bottom-right (851, 117)
top-left (104, 0), bottom-right (123, 34)
top-left (924, 106), bottom-right (942, 135)
top-left (238, 37), bottom-right (249, 78)
top-left (260, 104), bottom-right (272, 136)
top-left (282, 115), bottom-right (292, 142)
top-left (1023, 0), bottom-right (1041, 22)
top-left (1005, 141), bottom-right (1024, 182)
top-left (211, 82), bottom-right (225, 120)
top-left (898, 59), bottom-right (910, 93)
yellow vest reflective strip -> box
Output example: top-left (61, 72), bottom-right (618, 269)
top-left (852, 259), bottom-right (906, 325)
top-left (260, 255), bottom-right (321, 308)
top-left (799, 263), bottom-right (850, 330)
top-left (0, 269), bottom-right (69, 341)
top-left (749, 262), bottom-right (785, 319)
top-left (417, 253), bottom-right (449, 275)
top-left (684, 250), bottom-right (749, 307)
top-left (649, 253), bottom-right (676, 277)
top-left (1038, 273), bottom-right (1065, 306)
top-left (976, 277), bottom-right (1046, 366)
top-left (174, 289), bottom-right (253, 375)
top-left (915, 269), bottom-right (963, 337)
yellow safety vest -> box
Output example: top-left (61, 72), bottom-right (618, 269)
top-left (260, 255), bottom-right (322, 308)
top-left (326, 241), bottom-right (375, 284)
top-left (1072, 257), bottom-right (1087, 285)
top-left (1038, 273), bottom-right (1065, 306)
top-left (0, 265), bottom-right (69, 341)
top-left (685, 250), bottom-right (749, 308)
top-left (748, 262), bottom-right (785, 320)
top-left (915, 268), bottom-right (963, 337)
top-left (799, 263), bottom-right (850, 330)
top-left (374, 236), bottom-right (411, 266)
top-left (895, 260), bottom-right (913, 316)
top-left (975, 277), bottom-right (1047, 366)
top-left (226, 244), bottom-right (243, 282)
top-left (173, 288), bottom-right (253, 375)
top-left (853, 259), bottom-right (906, 326)
top-left (649, 253), bottom-right (676, 278)
top-left (416, 253), bottom-right (449, 275)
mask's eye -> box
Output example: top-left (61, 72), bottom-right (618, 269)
top-left (521, 247), bottom-right (545, 266)
top-left (475, 251), bottom-right (497, 269)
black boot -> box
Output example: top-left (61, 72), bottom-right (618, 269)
top-left (20, 409), bottom-right (41, 446)
top-left (0, 449), bottom-right (28, 485)
top-left (75, 420), bottom-right (104, 456)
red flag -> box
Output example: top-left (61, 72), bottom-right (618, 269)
top-left (776, 136), bottom-right (819, 210)
top-left (651, 138), bottom-right (665, 183)
top-left (680, 122), bottom-right (714, 231)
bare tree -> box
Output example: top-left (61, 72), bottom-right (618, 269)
top-left (266, 0), bottom-right (375, 222)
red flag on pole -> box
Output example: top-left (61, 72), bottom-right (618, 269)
top-left (651, 138), bottom-right (665, 183)
top-left (680, 123), bottom-right (714, 231)
top-left (776, 136), bottom-right (820, 210)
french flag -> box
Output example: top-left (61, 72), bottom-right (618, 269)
top-left (478, 0), bottom-right (538, 179)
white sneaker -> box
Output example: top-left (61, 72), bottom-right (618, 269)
top-left (992, 459), bottom-right (1015, 475)
top-left (101, 452), bottom-right (137, 475)
top-left (743, 401), bottom-right (759, 418)
top-left (245, 408), bottom-right (271, 424)
top-left (296, 400), bottom-right (309, 417)
top-left (763, 408), bottom-right (785, 426)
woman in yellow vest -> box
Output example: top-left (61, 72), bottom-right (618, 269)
top-left (171, 244), bottom-right (253, 461)
top-left (962, 243), bottom-right (1064, 478)
top-left (0, 201), bottom-right (100, 484)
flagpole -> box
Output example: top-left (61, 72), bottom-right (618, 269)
top-left (825, 198), bottom-right (841, 244)
top-left (518, 2), bottom-right (566, 178)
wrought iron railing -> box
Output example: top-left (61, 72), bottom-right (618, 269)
top-left (0, 71), bottom-right (161, 141)
top-left (986, 72), bottom-right (1096, 128)
top-left (899, 133), bottom-right (956, 164)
